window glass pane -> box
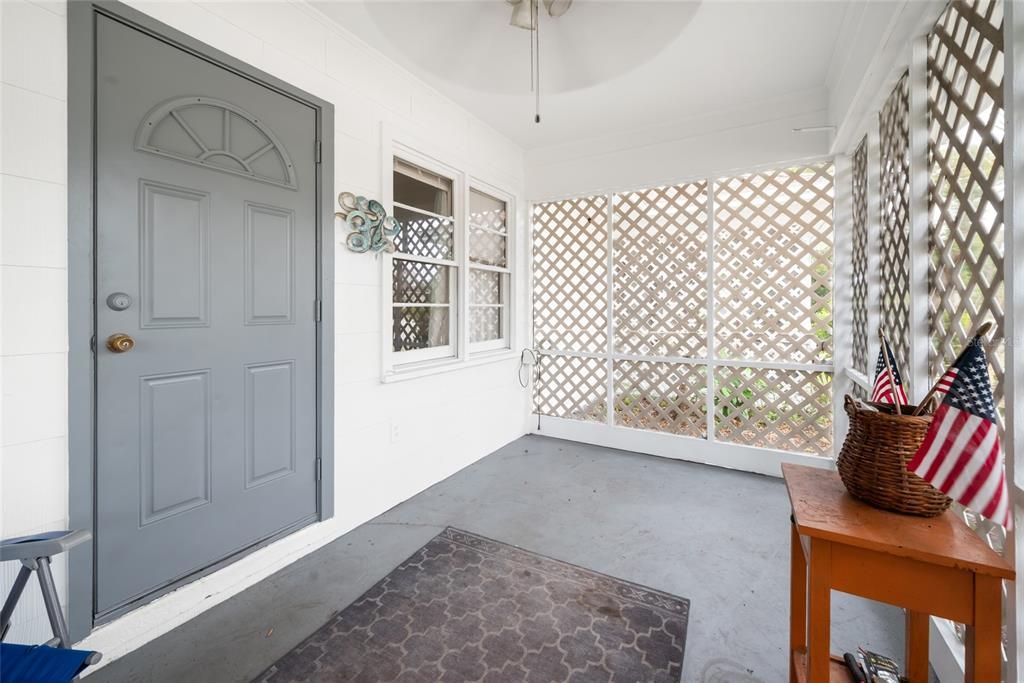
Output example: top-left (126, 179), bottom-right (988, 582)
top-left (392, 259), bottom-right (451, 304)
top-left (393, 307), bottom-right (450, 352)
top-left (394, 158), bottom-right (452, 216)
top-left (469, 269), bottom-right (502, 305)
top-left (470, 189), bottom-right (507, 233)
top-left (470, 307), bottom-right (502, 343)
top-left (470, 228), bottom-right (507, 267)
top-left (394, 206), bottom-right (455, 261)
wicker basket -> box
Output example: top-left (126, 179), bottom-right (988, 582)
top-left (837, 395), bottom-right (952, 517)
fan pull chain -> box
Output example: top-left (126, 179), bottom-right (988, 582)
top-left (529, 0), bottom-right (534, 92)
top-left (534, 2), bottom-right (541, 123)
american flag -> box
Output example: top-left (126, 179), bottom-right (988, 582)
top-left (871, 339), bottom-right (909, 405)
top-left (908, 337), bottom-right (1011, 529)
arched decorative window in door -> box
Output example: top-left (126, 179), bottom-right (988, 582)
top-left (135, 96), bottom-right (297, 190)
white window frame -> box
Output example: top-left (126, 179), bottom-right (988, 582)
top-left (387, 149), bottom-right (462, 366)
top-left (467, 180), bottom-right (514, 354)
top-left (381, 131), bottom-right (518, 381)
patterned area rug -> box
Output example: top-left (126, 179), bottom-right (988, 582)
top-left (255, 527), bottom-right (689, 682)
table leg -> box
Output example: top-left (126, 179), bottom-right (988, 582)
top-left (808, 537), bottom-right (831, 683)
top-left (965, 574), bottom-right (1002, 683)
top-left (905, 610), bottom-right (929, 682)
top-left (790, 523), bottom-right (807, 683)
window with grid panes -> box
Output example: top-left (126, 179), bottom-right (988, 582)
top-left (468, 189), bottom-right (511, 351)
top-left (391, 158), bottom-right (457, 361)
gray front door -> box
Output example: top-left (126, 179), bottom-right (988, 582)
top-left (95, 15), bottom-right (319, 615)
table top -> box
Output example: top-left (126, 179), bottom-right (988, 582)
top-left (782, 464), bottom-right (1014, 580)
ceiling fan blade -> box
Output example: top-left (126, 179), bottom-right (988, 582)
top-left (508, 0), bottom-right (536, 30)
top-left (543, 0), bottom-right (572, 17)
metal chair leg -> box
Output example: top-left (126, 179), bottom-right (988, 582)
top-left (36, 556), bottom-right (70, 647)
top-left (0, 565), bottom-right (32, 641)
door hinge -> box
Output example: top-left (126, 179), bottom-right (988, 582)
top-left (315, 458), bottom-right (322, 482)
top-left (314, 298), bottom-right (322, 322)
top-left (315, 140), bottom-right (322, 165)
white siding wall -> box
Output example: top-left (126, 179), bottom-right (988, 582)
top-left (0, 0), bottom-right (71, 643)
top-left (0, 0), bottom-right (531, 663)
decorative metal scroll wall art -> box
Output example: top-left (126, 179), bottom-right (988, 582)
top-left (337, 192), bottom-right (400, 254)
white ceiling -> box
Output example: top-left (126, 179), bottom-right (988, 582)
top-left (311, 1), bottom-right (856, 149)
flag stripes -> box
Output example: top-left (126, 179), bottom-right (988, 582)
top-left (871, 338), bottom-right (908, 405)
top-left (907, 337), bottom-right (1011, 529)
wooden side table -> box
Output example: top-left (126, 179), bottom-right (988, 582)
top-left (783, 464), bottom-right (1014, 683)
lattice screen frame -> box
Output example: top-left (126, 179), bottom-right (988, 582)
top-left (612, 182), bottom-right (709, 359)
top-left (713, 164), bottom-right (835, 366)
top-left (879, 71), bottom-right (913, 374)
top-left (532, 163), bottom-right (837, 458)
top-left (851, 137), bottom-right (871, 377)
top-left (532, 195), bottom-right (610, 355)
top-left (926, 0), bottom-right (1009, 665)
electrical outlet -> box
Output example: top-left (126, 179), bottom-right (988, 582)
top-left (390, 422), bottom-right (401, 444)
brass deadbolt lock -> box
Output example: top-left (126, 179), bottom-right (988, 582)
top-left (106, 333), bottom-right (135, 353)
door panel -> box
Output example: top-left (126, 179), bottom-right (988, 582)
top-left (244, 202), bottom-right (295, 325)
top-left (139, 180), bottom-right (210, 327)
top-left (245, 361), bottom-right (296, 488)
top-left (95, 15), bottom-right (319, 615)
top-left (140, 370), bottom-right (212, 525)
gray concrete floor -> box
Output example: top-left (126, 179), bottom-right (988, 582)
top-left (88, 435), bottom-right (907, 683)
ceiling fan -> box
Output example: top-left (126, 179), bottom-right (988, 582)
top-left (507, 0), bottom-right (573, 30)
top-left (505, 0), bottom-right (572, 122)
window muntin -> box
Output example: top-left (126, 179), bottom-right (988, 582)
top-left (392, 157), bottom-right (457, 361)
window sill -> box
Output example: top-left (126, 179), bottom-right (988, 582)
top-left (382, 349), bottom-right (518, 384)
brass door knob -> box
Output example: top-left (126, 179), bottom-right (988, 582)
top-left (106, 333), bottom-right (135, 353)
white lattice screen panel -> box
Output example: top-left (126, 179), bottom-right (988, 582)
top-left (613, 360), bottom-right (707, 437)
top-left (879, 71), bottom-right (912, 373)
top-left (533, 354), bottom-right (608, 422)
top-left (851, 137), bottom-right (871, 376)
top-left (533, 196), bottom-right (609, 354)
top-left (532, 165), bottom-right (835, 458)
top-left (713, 366), bottom-right (833, 454)
top-left (613, 182), bottom-right (708, 358)
top-left (927, 0), bottom-right (1005, 407)
top-left (926, 0), bottom-right (1008, 662)
top-left (713, 164), bottom-right (835, 365)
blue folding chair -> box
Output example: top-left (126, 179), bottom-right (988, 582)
top-left (1, 531), bottom-right (101, 682)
